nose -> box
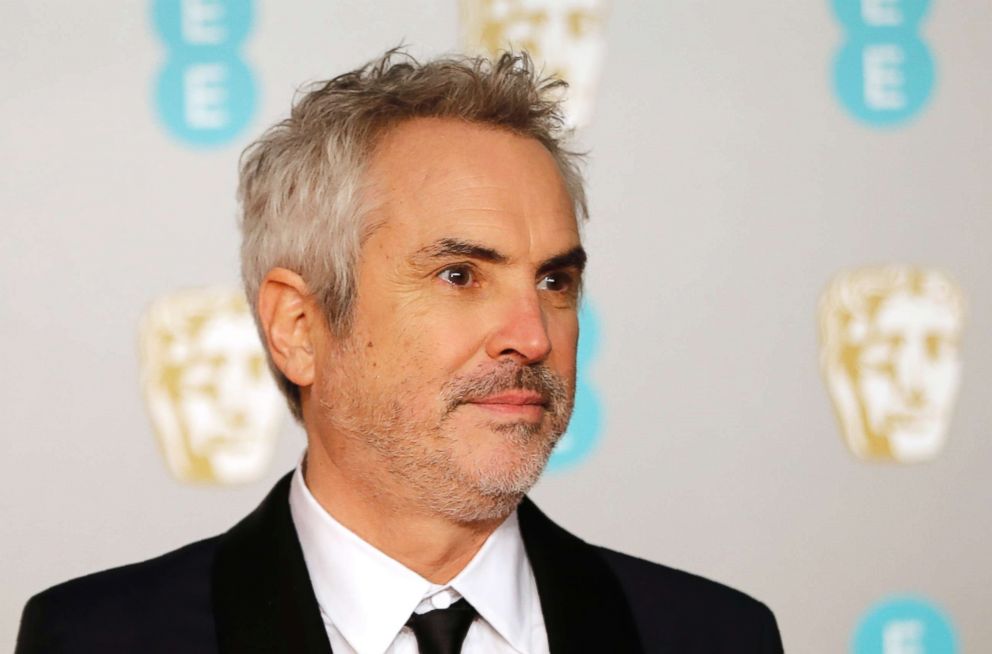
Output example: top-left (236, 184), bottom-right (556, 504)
top-left (484, 292), bottom-right (553, 364)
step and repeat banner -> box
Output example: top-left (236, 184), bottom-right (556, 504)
top-left (3, 1), bottom-right (989, 651)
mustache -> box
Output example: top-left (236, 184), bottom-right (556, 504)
top-left (440, 362), bottom-right (571, 417)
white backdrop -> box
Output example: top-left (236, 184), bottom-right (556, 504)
top-left (3, 1), bottom-right (991, 651)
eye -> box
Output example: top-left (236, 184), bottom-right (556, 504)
top-left (437, 265), bottom-right (475, 287)
top-left (537, 271), bottom-right (573, 292)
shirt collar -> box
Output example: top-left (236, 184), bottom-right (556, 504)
top-left (288, 456), bottom-right (537, 654)
top-left (448, 506), bottom-right (535, 654)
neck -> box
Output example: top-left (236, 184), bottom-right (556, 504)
top-left (302, 438), bottom-right (505, 584)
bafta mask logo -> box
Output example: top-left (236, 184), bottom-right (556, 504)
top-left (819, 266), bottom-right (965, 463)
top-left (139, 287), bottom-right (284, 484)
top-left (459, 0), bottom-right (609, 127)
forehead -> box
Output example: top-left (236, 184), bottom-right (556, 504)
top-left (363, 117), bottom-right (579, 252)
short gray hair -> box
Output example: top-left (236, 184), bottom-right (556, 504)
top-left (238, 48), bottom-right (588, 420)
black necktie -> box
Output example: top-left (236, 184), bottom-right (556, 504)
top-left (405, 598), bottom-right (477, 654)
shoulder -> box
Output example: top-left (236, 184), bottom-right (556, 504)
top-left (596, 547), bottom-right (784, 653)
top-left (16, 536), bottom-right (220, 654)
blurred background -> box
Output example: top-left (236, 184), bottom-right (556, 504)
top-left (2, 1), bottom-right (990, 651)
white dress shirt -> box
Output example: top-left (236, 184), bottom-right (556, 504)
top-left (288, 458), bottom-right (550, 654)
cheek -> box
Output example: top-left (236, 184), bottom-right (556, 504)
top-left (388, 302), bottom-right (487, 361)
top-left (548, 316), bottom-right (579, 377)
top-left (345, 314), bottom-right (477, 405)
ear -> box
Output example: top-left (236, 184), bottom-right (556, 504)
top-left (256, 268), bottom-right (321, 388)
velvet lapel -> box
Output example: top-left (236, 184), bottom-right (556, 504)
top-left (212, 472), bottom-right (332, 654)
top-left (518, 497), bottom-right (644, 653)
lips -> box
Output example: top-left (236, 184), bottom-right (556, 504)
top-left (467, 390), bottom-right (546, 406)
top-left (464, 390), bottom-right (547, 419)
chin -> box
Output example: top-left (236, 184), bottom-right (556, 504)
top-left (422, 439), bottom-right (544, 524)
top-left (463, 432), bottom-right (553, 492)
top-left (426, 416), bottom-right (563, 523)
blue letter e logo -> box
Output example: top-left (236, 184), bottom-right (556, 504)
top-left (152, 0), bottom-right (257, 147)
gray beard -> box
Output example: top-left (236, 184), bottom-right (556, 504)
top-left (319, 360), bottom-right (574, 524)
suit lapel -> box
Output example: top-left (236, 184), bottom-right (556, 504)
top-left (212, 472), bottom-right (332, 654)
top-left (518, 497), bottom-right (644, 653)
top-left (210, 474), bottom-right (642, 654)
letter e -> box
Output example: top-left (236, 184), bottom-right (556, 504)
top-left (183, 63), bottom-right (228, 129)
top-left (863, 44), bottom-right (907, 111)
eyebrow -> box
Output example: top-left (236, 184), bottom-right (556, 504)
top-left (536, 245), bottom-right (587, 277)
top-left (415, 238), bottom-right (509, 264)
top-left (412, 238), bottom-right (587, 274)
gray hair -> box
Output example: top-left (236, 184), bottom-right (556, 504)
top-left (238, 48), bottom-right (588, 420)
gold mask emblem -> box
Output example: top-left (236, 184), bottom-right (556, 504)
top-left (459, 0), bottom-right (610, 127)
top-left (819, 266), bottom-right (965, 463)
top-left (139, 287), bottom-right (284, 484)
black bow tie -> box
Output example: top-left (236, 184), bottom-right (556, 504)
top-left (405, 598), bottom-right (478, 654)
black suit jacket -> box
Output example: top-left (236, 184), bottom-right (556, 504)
top-left (16, 472), bottom-right (784, 653)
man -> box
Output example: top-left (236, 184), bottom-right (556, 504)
top-left (17, 50), bottom-right (783, 653)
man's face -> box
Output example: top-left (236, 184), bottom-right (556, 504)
top-left (310, 118), bottom-right (582, 521)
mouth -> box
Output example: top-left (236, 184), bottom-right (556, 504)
top-left (464, 390), bottom-right (547, 420)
